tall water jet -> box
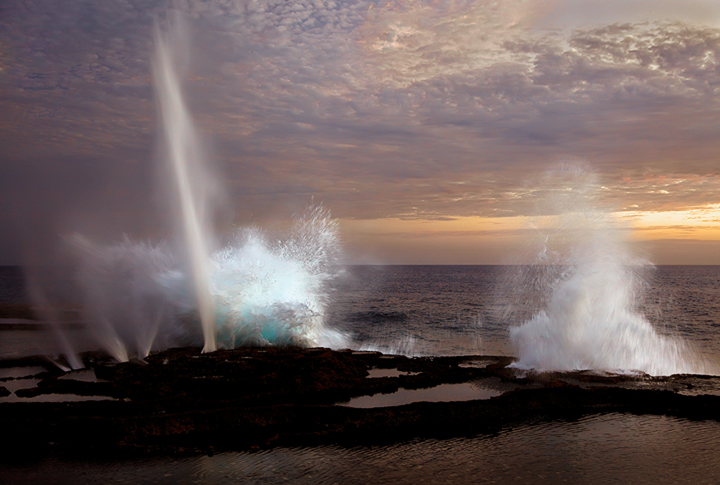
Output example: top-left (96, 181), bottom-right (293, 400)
top-left (25, 276), bottom-right (84, 370)
top-left (70, 235), bottom-right (180, 360)
top-left (52, 17), bottom-right (348, 361)
top-left (152, 18), bottom-right (216, 353)
top-left (509, 165), bottom-right (707, 376)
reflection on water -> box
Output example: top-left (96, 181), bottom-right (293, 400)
top-left (0, 393), bottom-right (114, 403)
top-left (0, 374), bottom-right (115, 403)
top-left (366, 368), bottom-right (419, 378)
top-left (458, 360), bottom-right (495, 369)
top-left (57, 369), bottom-right (104, 383)
top-left (0, 366), bottom-right (46, 379)
top-left (339, 382), bottom-right (504, 408)
top-left (0, 377), bottom-right (39, 395)
top-left (1, 414), bottom-right (719, 484)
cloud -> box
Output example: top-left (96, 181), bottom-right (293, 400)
top-left (1, 1), bottom-right (720, 263)
top-left (541, 0), bottom-right (720, 30)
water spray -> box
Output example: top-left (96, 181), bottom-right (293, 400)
top-left (152, 18), bottom-right (216, 353)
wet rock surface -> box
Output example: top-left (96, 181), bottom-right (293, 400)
top-left (1, 346), bottom-right (720, 458)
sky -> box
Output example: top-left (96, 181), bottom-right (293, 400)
top-left (1, 0), bottom-right (720, 265)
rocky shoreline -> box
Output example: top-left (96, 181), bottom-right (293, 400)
top-left (2, 346), bottom-right (720, 458)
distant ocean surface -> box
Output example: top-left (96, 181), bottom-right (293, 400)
top-left (2, 265), bottom-right (719, 364)
top-left (334, 265), bottom-right (720, 366)
top-left (0, 266), bottom-right (25, 305)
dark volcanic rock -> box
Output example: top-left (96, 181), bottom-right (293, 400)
top-left (1, 347), bottom-right (720, 458)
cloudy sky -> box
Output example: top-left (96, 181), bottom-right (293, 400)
top-left (2, 0), bottom-right (720, 264)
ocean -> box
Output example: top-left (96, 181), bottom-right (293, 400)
top-left (1, 264), bottom-right (720, 483)
top-left (4, 265), bottom-right (720, 363)
top-left (329, 265), bottom-right (720, 366)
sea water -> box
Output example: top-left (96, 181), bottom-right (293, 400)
top-left (1, 414), bottom-right (719, 484)
top-left (3, 265), bottom-right (719, 364)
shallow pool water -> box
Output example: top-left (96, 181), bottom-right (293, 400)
top-left (339, 381), bottom-right (504, 408)
top-left (1, 414), bottom-right (718, 484)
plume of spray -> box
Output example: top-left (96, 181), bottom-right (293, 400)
top-left (152, 15), bottom-right (216, 353)
top-left (67, 204), bottom-right (347, 360)
top-left (508, 164), bottom-right (710, 376)
top-left (69, 235), bottom-right (183, 361)
top-left (25, 273), bottom-right (83, 370)
top-left (51, 13), bottom-right (348, 363)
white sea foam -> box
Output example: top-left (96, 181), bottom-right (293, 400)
top-left (153, 15), bottom-right (217, 353)
top-left (68, 206), bottom-right (347, 360)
